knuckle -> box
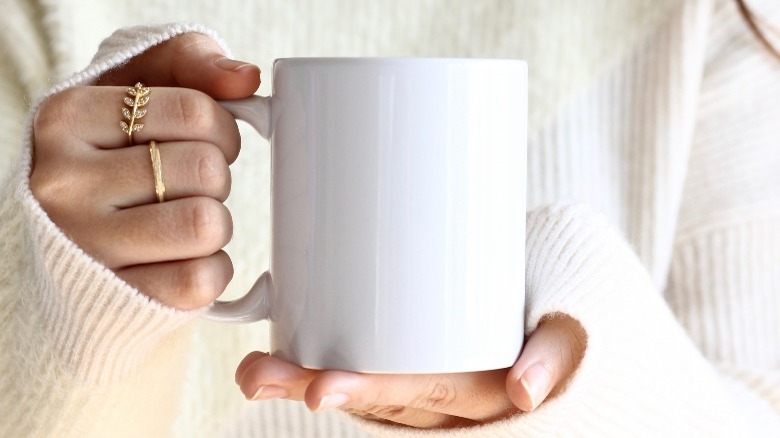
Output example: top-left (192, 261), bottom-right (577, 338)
top-left (174, 259), bottom-right (217, 308)
top-left (31, 88), bottom-right (95, 212)
top-left (169, 90), bottom-right (216, 137)
top-left (172, 32), bottom-right (217, 55)
top-left (192, 145), bottom-right (230, 198)
top-left (414, 377), bottom-right (457, 411)
top-left (187, 198), bottom-right (231, 250)
top-left (29, 168), bottom-right (74, 215)
top-left (34, 88), bottom-right (81, 143)
top-left (365, 405), bottom-right (409, 420)
top-left (29, 171), bottom-right (56, 208)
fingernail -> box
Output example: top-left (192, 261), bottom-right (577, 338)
top-left (215, 57), bottom-right (257, 72)
top-left (518, 363), bottom-right (552, 411)
top-left (314, 393), bottom-right (350, 412)
top-left (248, 385), bottom-right (288, 401)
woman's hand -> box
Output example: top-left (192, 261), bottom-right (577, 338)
top-left (235, 313), bottom-right (587, 428)
top-left (30, 33), bottom-right (261, 310)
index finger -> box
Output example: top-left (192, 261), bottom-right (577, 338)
top-left (37, 86), bottom-right (241, 163)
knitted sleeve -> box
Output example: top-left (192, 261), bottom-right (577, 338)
top-left (666, 0), bottom-right (780, 425)
top-left (0, 23), bottom-right (231, 437)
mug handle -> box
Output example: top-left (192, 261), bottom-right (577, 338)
top-left (203, 95), bottom-right (273, 323)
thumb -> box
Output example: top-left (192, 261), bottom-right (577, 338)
top-left (97, 32), bottom-right (261, 99)
top-left (506, 313), bottom-right (587, 411)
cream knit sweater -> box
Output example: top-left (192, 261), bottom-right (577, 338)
top-left (1, 0), bottom-right (779, 436)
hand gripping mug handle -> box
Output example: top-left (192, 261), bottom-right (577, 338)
top-left (203, 95), bottom-right (273, 323)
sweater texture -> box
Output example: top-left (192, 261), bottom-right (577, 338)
top-left (1, 0), bottom-right (779, 436)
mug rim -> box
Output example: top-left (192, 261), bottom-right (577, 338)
top-left (273, 57), bottom-right (527, 68)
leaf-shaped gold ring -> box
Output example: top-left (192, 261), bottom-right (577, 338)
top-left (121, 82), bottom-right (151, 145)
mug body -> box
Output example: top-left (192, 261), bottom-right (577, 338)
top-left (268, 58), bottom-right (527, 373)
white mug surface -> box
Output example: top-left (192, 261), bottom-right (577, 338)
top-left (212, 58), bottom-right (528, 373)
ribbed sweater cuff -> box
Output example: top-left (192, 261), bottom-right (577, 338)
top-left (24, 195), bottom-right (200, 384)
top-left (14, 23), bottom-right (228, 384)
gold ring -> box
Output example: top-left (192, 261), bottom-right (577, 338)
top-left (120, 82), bottom-right (150, 145)
top-left (149, 140), bottom-right (166, 203)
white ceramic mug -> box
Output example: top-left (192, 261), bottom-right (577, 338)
top-left (209, 58), bottom-right (528, 373)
